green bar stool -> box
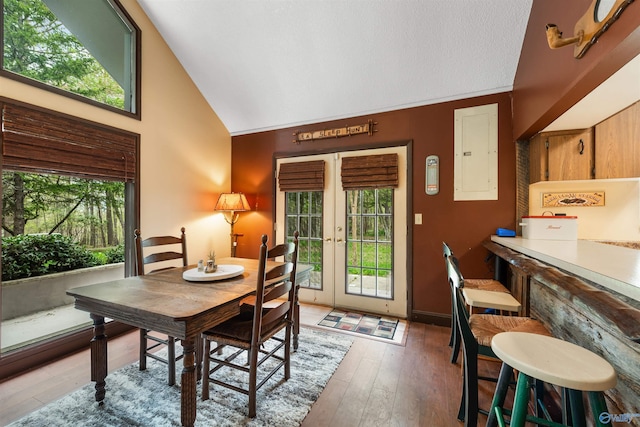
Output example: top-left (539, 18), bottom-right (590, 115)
top-left (487, 332), bottom-right (617, 427)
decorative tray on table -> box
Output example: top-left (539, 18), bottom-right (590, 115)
top-left (182, 264), bottom-right (245, 282)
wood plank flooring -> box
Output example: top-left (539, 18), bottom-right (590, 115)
top-left (0, 304), bottom-right (506, 426)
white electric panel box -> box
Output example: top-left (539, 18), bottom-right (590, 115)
top-left (453, 103), bottom-right (498, 201)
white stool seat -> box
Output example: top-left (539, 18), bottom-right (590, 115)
top-left (491, 332), bottom-right (617, 391)
top-left (462, 288), bottom-right (521, 312)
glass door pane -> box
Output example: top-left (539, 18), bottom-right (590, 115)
top-left (285, 191), bottom-right (323, 289)
top-left (346, 188), bottom-right (393, 298)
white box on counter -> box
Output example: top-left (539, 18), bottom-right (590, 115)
top-left (520, 216), bottom-right (578, 240)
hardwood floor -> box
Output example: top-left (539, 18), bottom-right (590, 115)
top-left (0, 304), bottom-right (505, 427)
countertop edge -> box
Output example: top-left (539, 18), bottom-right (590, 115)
top-left (490, 236), bottom-right (640, 302)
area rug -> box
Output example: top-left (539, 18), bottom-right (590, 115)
top-left (8, 327), bottom-right (353, 427)
top-left (318, 309), bottom-right (399, 340)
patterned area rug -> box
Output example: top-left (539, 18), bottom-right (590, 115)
top-left (318, 310), bottom-right (399, 340)
top-left (9, 327), bottom-right (353, 427)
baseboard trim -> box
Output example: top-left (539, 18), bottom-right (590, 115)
top-left (411, 310), bottom-right (450, 327)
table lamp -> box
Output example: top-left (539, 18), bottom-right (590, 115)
top-left (214, 192), bottom-right (251, 257)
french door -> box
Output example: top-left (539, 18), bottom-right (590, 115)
top-left (276, 146), bottom-right (407, 318)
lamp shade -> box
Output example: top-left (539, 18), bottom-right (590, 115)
top-left (214, 193), bottom-right (251, 212)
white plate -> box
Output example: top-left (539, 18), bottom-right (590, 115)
top-left (182, 264), bottom-right (245, 282)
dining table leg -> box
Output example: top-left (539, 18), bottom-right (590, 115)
top-left (89, 314), bottom-right (107, 405)
top-left (181, 338), bottom-right (197, 427)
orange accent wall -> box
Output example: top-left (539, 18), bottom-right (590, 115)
top-left (513, 0), bottom-right (640, 140)
top-left (232, 93), bottom-right (515, 320)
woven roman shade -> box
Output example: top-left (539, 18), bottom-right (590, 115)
top-left (278, 160), bottom-right (325, 191)
top-left (341, 153), bottom-right (398, 190)
top-left (1, 101), bottom-right (138, 182)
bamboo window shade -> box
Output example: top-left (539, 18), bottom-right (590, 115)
top-left (1, 101), bottom-right (138, 182)
top-left (341, 153), bottom-right (398, 190)
top-left (278, 160), bottom-right (325, 192)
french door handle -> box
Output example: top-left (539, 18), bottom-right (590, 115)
top-left (335, 238), bottom-right (343, 243)
top-left (324, 237), bottom-right (332, 242)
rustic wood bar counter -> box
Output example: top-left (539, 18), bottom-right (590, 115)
top-left (485, 236), bottom-right (640, 418)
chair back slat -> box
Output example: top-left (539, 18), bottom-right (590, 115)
top-left (267, 241), bottom-right (295, 259)
top-left (261, 302), bottom-right (290, 326)
top-left (265, 262), bottom-right (293, 282)
top-left (144, 251), bottom-right (185, 265)
top-left (263, 281), bottom-right (292, 303)
top-left (134, 228), bottom-right (187, 276)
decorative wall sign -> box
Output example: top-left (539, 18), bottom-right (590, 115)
top-left (542, 191), bottom-right (605, 207)
top-left (293, 119), bottom-right (377, 144)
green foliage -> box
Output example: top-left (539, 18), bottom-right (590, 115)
top-left (104, 244), bottom-right (125, 264)
top-left (2, 234), bottom-right (100, 281)
top-left (3, 0), bottom-right (125, 108)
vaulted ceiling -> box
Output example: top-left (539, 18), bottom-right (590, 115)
top-left (137, 0), bottom-right (533, 136)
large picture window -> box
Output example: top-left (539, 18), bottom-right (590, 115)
top-left (0, 98), bottom-right (140, 379)
top-left (1, 0), bottom-right (141, 118)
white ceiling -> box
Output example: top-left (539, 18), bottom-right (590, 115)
top-left (137, 0), bottom-right (533, 135)
top-left (136, 1), bottom-right (639, 136)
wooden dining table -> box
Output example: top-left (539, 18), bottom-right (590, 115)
top-left (66, 257), bottom-right (311, 427)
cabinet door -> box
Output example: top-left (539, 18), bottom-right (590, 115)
top-left (529, 129), bottom-right (594, 183)
top-left (595, 102), bottom-right (640, 178)
top-left (547, 128), bottom-right (594, 181)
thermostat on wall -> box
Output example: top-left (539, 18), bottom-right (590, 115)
top-left (426, 155), bottom-right (439, 195)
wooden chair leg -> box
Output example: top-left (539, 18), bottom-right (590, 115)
top-left (167, 336), bottom-right (176, 386)
top-left (284, 326), bottom-right (291, 379)
top-left (139, 329), bottom-right (147, 371)
top-left (293, 285), bottom-right (300, 351)
top-left (202, 339), bottom-right (211, 401)
top-left (248, 342), bottom-right (259, 418)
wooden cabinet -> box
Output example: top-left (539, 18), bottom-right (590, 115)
top-left (529, 128), bottom-right (594, 184)
top-left (594, 101), bottom-right (640, 179)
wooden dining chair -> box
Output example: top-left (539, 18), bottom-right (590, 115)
top-left (134, 227), bottom-right (187, 386)
top-left (238, 231), bottom-right (301, 350)
top-left (448, 255), bottom-right (551, 427)
top-left (201, 232), bottom-right (299, 418)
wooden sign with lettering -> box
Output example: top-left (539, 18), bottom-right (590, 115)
top-left (293, 119), bottom-right (376, 144)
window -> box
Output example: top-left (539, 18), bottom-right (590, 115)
top-left (0, 98), bottom-right (139, 377)
top-left (1, 0), bottom-right (140, 118)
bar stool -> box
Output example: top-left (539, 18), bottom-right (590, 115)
top-left (443, 243), bottom-right (512, 353)
top-left (443, 242), bottom-right (510, 294)
top-left (444, 246), bottom-right (521, 364)
top-left (487, 332), bottom-right (617, 427)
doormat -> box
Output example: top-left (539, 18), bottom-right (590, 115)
top-left (318, 310), bottom-right (398, 340)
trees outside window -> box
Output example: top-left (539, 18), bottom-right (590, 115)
top-left (2, 0), bottom-right (139, 116)
top-left (2, 171), bottom-right (125, 281)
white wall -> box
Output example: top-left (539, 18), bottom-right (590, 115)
top-left (529, 178), bottom-right (640, 241)
top-left (0, 0), bottom-right (234, 262)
